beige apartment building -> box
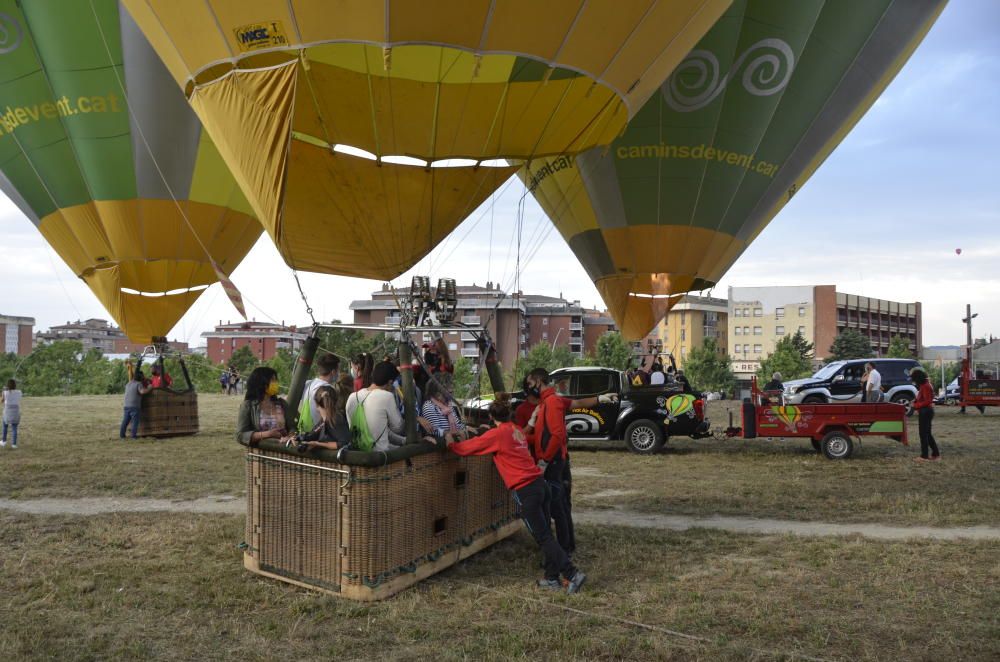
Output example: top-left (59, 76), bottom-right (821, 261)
top-left (727, 285), bottom-right (922, 379)
top-left (647, 295), bottom-right (728, 368)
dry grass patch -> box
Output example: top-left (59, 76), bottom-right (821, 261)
top-left (0, 394), bottom-right (245, 499)
top-left (1, 512), bottom-right (997, 661)
top-left (570, 402), bottom-right (1000, 526)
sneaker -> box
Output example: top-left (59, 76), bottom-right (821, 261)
top-left (565, 570), bottom-right (587, 594)
top-left (536, 578), bottom-right (563, 591)
top-left (10, 444), bottom-right (16, 449)
top-left (914, 457), bottom-right (931, 463)
top-left (0, 441), bottom-right (5, 448)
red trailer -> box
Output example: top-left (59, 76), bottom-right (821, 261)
top-left (959, 346), bottom-right (1000, 411)
top-left (728, 378), bottom-right (909, 459)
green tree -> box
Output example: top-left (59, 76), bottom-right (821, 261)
top-left (227, 345), bottom-right (259, 377)
top-left (684, 338), bottom-right (735, 395)
top-left (758, 335), bottom-right (813, 382)
top-left (826, 329), bottom-right (874, 362)
top-left (919, 360), bottom-right (962, 391)
top-left (183, 353), bottom-right (229, 393)
top-left (789, 329), bottom-right (814, 360)
top-left (593, 331), bottom-right (633, 370)
top-left (887, 336), bottom-right (913, 358)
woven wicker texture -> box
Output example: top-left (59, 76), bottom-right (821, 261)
top-left (245, 446), bottom-right (517, 599)
top-left (137, 390), bottom-right (199, 437)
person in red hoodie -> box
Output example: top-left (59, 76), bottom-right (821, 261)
top-left (523, 368), bottom-right (618, 556)
top-left (910, 368), bottom-right (941, 462)
top-left (448, 394), bottom-right (587, 594)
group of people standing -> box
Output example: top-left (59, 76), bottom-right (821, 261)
top-left (219, 368), bottom-right (241, 395)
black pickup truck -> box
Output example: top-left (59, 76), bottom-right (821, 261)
top-left (538, 367), bottom-right (712, 454)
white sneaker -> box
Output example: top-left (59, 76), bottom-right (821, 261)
top-left (0, 441), bottom-right (5, 448)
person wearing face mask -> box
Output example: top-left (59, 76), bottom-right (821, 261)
top-left (523, 367), bottom-right (618, 557)
top-left (236, 367), bottom-right (292, 446)
top-left (345, 361), bottom-right (432, 452)
top-left (351, 352), bottom-right (374, 392)
top-left (298, 352), bottom-right (341, 433)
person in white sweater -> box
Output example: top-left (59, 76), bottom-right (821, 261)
top-left (345, 361), bottom-right (409, 452)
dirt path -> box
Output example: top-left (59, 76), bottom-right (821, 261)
top-left (2, 497), bottom-right (997, 541)
top-left (574, 509), bottom-right (1000, 541)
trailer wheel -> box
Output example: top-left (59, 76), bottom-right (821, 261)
top-left (821, 430), bottom-right (854, 460)
top-left (811, 439), bottom-right (821, 453)
top-left (625, 419), bottom-right (665, 454)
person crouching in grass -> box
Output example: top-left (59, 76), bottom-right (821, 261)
top-left (446, 393), bottom-right (587, 594)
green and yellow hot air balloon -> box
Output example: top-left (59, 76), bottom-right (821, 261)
top-left (0, 0), bottom-right (261, 343)
top-left (525, 0), bottom-right (947, 338)
top-left (120, 0), bottom-right (731, 280)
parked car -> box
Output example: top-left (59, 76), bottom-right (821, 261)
top-left (465, 366), bottom-right (712, 454)
top-left (934, 377), bottom-right (961, 405)
top-left (782, 358), bottom-right (921, 409)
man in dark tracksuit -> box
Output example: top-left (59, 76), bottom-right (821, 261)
top-left (524, 368), bottom-right (617, 556)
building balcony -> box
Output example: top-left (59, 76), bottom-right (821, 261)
top-left (569, 323), bottom-right (582, 331)
top-left (460, 332), bottom-right (476, 342)
top-left (461, 347), bottom-right (479, 358)
top-left (461, 315), bottom-right (481, 325)
top-left (384, 316), bottom-right (401, 325)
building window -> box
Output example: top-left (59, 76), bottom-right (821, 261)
top-left (798, 326), bottom-right (806, 334)
top-left (799, 307), bottom-right (806, 316)
top-left (735, 327), bottom-right (742, 336)
top-left (776, 326), bottom-right (785, 335)
top-left (734, 345), bottom-right (741, 353)
top-left (733, 309), bottom-right (741, 317)
top-left (753, 326), bottom-right (762, 335)
top-left (542, 331), bottom-right (548, 340)
top-left (743, 344), bottom-right (749, 354)
top-left (775, 307), bottom-right (784, 318)
top-left (753, 308), bottom-right (762, 317)
top-left (754, 344), bottom-right (762, 353)
top-left (542, 318), bottom-right (548, 326)
top-left (681, 329), bottom-right (686, 341)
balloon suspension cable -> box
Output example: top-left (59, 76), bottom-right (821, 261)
top-left (292, 270), bottom-right (317, 325)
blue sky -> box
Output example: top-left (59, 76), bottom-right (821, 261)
top-left (1, 0), bottom-right (997, 349)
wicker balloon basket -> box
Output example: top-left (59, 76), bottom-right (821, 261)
top-left (242, 441), bottom-right (520, 601)
top-left (137, 388), bottom-right (200, 438)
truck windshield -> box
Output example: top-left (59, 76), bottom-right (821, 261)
top-left (812, 361), bottom-right (846, 380)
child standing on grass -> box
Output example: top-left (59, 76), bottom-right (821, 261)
top-left (2, 379), bottom-right (22, 449)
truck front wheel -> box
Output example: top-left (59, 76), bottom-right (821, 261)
top-left (821, 430), bottom-right (854, 460)
top-left (624, 419), bottom-right (665, 454)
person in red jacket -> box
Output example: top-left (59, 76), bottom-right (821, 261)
top-left (448, 394), bottom-right (587, 594)
top-left (523, 367), bottom-right (618, 556)
top-left (910, 368), bottom-right (941, 462)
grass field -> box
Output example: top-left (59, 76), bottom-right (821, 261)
top-left (1, 394), bottom-right (998, 659)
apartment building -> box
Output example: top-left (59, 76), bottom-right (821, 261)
top-left (350, 283), bottom-right (616, 369)
top-left (727, 286), bottom-right (922, 378)
top-left (202, 320), bottom-right (306, 364)
top-left (647, 295), bottom-right (728, 368)
top-left (0, 314), bottom-right (34, 356)
top-left (35, 318), bottom-right (188, 354)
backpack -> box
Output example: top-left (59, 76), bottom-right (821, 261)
top-left (297, 379), bottom-right (314, 433)
top-left (349, 392), bottom-right (376, 452)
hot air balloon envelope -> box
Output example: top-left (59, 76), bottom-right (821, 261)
top-left (525, 0), bottom-right (947, 338)
top-left (0, 0), bottom-right (261, 342)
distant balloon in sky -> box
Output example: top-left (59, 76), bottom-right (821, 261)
top-left (955, 248), bottom-right (962, 255)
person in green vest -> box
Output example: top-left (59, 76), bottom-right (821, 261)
top-left (297, 353), bottom-right (341, 433)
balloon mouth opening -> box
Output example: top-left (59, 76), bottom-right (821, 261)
top-left (119, 285), bottom-right (211, 298)
top-left (294, 137), bottom-right (514, 169)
